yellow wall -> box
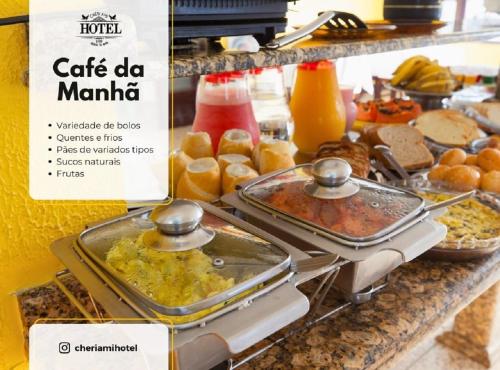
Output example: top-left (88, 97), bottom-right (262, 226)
top-left (0, 3), bottom-right (125, 369)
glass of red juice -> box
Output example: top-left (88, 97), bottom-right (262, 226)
top-left (192, 71), bottom-right (260, 150)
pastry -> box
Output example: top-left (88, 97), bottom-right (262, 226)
top-left (217, 154), bottom-right (254, 174)
top-left (488, 135), bottom-right (500, 149)
top-left (414, 110), bottom-right (479, 147)
top-left (477, 148), bottom-right (500, 172)
top-left (181, 132), bottom-right (214, 159)
top-left (176, 158), bottom-right (221, 202)
top-left (169, 150), bottom-right (193, 195)
top-left (428, 165), bottom-right (450, 182)
top-left (252, 137), bottom-right (291, 171)
top-left (222, 164), bottom-right (259, 194)
top-left (259, 149), bottom-right (295, 174)
top-left (464, 154), bottom-right (478, 166)
top-left (217, 129), bottom-right (253, 157)
top-left (481, 171), bottom-right (500, 193)
top-left (315, 140), bottom-right (370, 178)
top-left (442, 165), bottom-right (481, 191)
top-left (439, 148), bottom-right (466, 166)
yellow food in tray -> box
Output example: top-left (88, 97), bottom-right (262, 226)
top-left (419, 192), bottom-right (500, 249)
top-left (106, 233), bottom-right (235, 323)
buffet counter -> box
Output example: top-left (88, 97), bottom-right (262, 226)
top-left (18, 250), bottom-right (499, 370)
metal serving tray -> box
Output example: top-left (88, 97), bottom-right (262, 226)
top-left (50, 236), bottom-right (313, 370)
top-left (236, 164), bottom-right (428, 248)
top-left (77, 202), bottom-right (293, 318)
top-left (222, 191), bottom-right (446, 293)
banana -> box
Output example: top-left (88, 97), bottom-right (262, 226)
top-left (393, 55), bottom-right (430, 75)
top-left (417, 79), bottom-right (456, 93)
top-left (404, 80), bottom-right (421, 91)
top-left (417, 70), bottom-right (452, 84)
top-left (413, 63), bottom-right (443, 80)
top-left (391, 56), bottom-right (430, 86)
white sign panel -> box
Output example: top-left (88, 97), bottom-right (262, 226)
top-left (29, 323), bottom-right (170, 370)
top-left (30, 0), bottom-right (169, 200)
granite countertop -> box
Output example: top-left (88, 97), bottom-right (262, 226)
top-left (173, 26), bottom-right (500, 78)
top-left (17, 250), bottom-right (500, 369)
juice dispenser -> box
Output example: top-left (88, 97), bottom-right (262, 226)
top-left (192, 71), bottom-right (260, 150)
top-left (290, 60), bottom-right (346, 155)
top-left (249, 66), bottom-right (293, 141)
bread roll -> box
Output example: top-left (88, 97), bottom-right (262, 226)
top-left (428, 165), bottom-right (450, 183)
top-left (169, 150), bottom-right (192, 195)
top-left (222, 164), bottom-right (259, 194)
top-left (464, 154), bottom-right (478, 166)
top-left (217, 129), bottom-right (253, 157)
top-left (443, 165), bottom-right (481, 191)
top-left (488, 135), bottom-right (500, 150)
top-left (217, 154), bottom-right (254, 174)
top-left (259, 148), bottom-right (295, 174)
top-left (176, 157), bottom-right (221, 202)
top-left (477, 148), bottom-right (500, 172)
top-left (253, 137), bottom-right (291, 170)
top-left (181, 132), bottom-right (213, 159)
top-left (481, 171), bottom-right (500, 193)
top-left (439, 148), bottom-right (467, 166)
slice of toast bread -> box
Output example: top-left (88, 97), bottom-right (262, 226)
top-left (414, 109), bottom-right (479, 147)
top-left (373, 125), bottom-right (434, 169)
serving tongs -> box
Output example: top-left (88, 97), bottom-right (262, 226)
top-left (464, 107), bottom-right (500, 134)
top-left (266, 11), bottom-right (368, 49)
top-left (373, 145), bottom-right (412, 184)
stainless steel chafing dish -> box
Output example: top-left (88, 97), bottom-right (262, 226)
top-left (51, 199), bottom-right (341, 370)
top-left (222, 158), bottom-right (464, 295)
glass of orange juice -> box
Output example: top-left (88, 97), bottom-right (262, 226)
top-left (290, 60), bottom-right (346, 154)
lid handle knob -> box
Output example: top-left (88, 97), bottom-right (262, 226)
top-left (150, 199), bottom-right (203, 236)
top-left (312, 158), bottom-right (352, 187)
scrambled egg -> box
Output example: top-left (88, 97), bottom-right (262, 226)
top-left (419, 193), bottom-right (500, 248)
top-left (106, 233), bottom-right (235, 323)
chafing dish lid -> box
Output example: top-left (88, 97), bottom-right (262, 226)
top-left (240, 158), bottom-right (426, 243)
top-left (78, 200), bottom-right (291, 314)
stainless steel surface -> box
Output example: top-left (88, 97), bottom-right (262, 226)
top-left (423, 190), bottom-right (475, 212)
top-left (78, 202), bottom-right (292, 318)
top-left (312, 158), bottom-right (352, 187)
top-left (304, 158), bottom-right (360, 199)
top-left (266, 11), bottom-right (337, 49)
top-left (151, 199), bottom-right (203, 235)
top-left (290, 253), bottom-right (339, 273)
top-left (347, 276), bottom-right (389, 304)
top-left (470, 137), bottom-right (492, 153)
top-left (237, 164), bottom-right (428, 246)
top-left (374, 145), bottom-right (411, 181)
top-left (222, 190), bottom-right (446, 293)
top-left (144, 199), bottom-right (216, 252)
top-left (51, 236), bottom-right (313, 370)
top-left (465, 107), bottom-right (500, 134)
top-left (266, 11), bottom-right (368, 49)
